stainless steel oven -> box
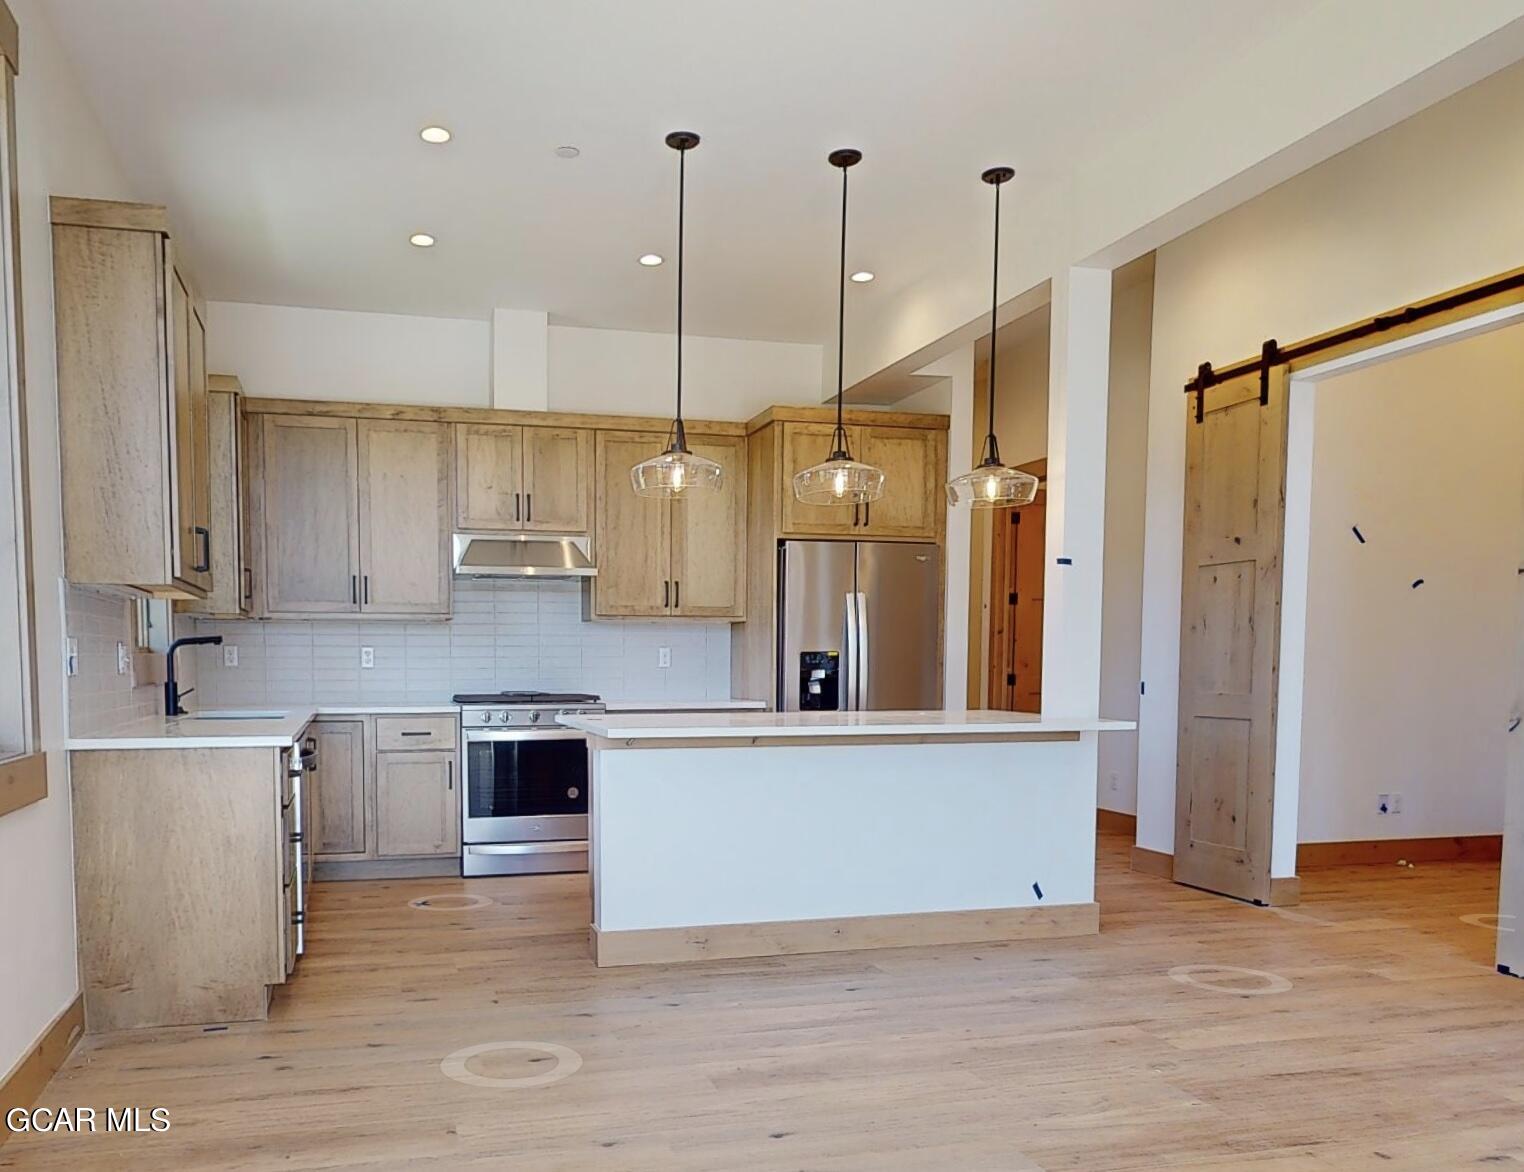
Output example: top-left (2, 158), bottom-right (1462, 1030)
top-left (457, 692), bottom-right (602, 876)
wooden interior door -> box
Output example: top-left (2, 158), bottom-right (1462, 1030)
top-left (357, 419), bottom-right (451, 615)
top-left (986, 488), bottom-right (1045, 711)
top-left (521, 426), bottom-right (592, 533)
top-left (670, 435), bottom-right (745, 618)
top-left (1174, 367), bottom-right (1288, 904)
top-left (455, 423), bottom-right (523, 531)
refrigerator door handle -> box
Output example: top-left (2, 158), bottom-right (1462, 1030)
top-left (856, 591), bottom-right (869, 711)
top-left (842, 591), bottom-right (858, 711)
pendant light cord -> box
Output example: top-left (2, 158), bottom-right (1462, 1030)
top-left (984, 175), bottom-right (1001, 466)
top-left (833, 161), bottom-right (848, 457)
top-left (674, 142), bottom-right (687, 451)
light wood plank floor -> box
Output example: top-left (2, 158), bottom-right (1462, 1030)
top-left (4, 834), bottom-right (1522, 1170)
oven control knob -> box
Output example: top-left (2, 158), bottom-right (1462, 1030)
top-left (477, 711), bottom-right (493, 724)
top-left (529, 710), bottom-right (542, 723)
top-left (498, 711), bottom-right (511, 724)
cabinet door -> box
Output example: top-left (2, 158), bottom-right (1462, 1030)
top-left (262, 415), bottom-right (360, 614)
top-left (183, 390), bottom-right (246, 616)
top-left (168, 267), bottom-right (205, 589)
top-left (522, 427), bottom-right (591, 533)
top-left (671, 435), bottom-right (745, 618)
top-left (376, 751), bottom-right (458, 857)
top-left (779, 422), bottom-right (860, 537)
top-left (313, 721), bottom-right (366, 857)
top-left (455, 423), bottom-right (523, 531)
top-left (855, 426), bottom-right (943, 539)
top-left (592, 431), bottom-right (671, 617)
top-left (187, 297), bottom-right (213, 591)
top-left (358, 420), bottom-right (451, 616)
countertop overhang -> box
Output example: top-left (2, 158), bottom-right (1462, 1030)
top-left (558, 709), bottom-right (1136, 742)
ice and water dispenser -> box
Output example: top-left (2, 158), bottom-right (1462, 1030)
top-left (798, 650), bottom-right (840, 711)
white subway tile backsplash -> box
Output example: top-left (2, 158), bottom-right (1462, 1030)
top-left (64, 585), bottom-right (161, 735)
top-left (190, 579), bottom-right (731, 707)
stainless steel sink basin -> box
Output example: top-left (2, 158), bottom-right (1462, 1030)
top-left (184, 709), bottom-right (289, 721)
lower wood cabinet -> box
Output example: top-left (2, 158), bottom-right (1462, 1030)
top-left (312, 720), bottom-right (365, 856)
top-left (376, 750), bottom-right (458, 857)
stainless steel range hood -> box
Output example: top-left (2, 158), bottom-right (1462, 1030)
top-left (452, 533), bottom-right (597, 579)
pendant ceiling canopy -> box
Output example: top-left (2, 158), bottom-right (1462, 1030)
top-left (631, 131), bottom-right (724, 498)
top-left (793, 148), bottom-right (886, 507)
top-left (947, 165), bottom-right (1039, 509)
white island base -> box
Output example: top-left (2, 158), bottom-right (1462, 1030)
top-left (558, 710), bottom-right (1133, 967)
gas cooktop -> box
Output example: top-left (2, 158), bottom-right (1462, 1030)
top-left (453, 691), bottom-right (600, 706)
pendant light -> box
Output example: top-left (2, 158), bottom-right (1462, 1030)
top-left (631, 131), bottom-right (723, 498)
top-left (946, 166), bottom-right (1039, 509)
top-left (792, 149), bottom-right (886, 506)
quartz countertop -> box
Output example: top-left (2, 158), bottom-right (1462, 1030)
top-left (67, 709), bottom-right (321, 750)
top-left (557, 709), bottom-right (1136, 742)
top-left (600, 699), bottom-right (768, 712)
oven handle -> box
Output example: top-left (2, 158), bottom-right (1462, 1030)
top-left (464, 841), bottom-right (588, 856)
top-left (464, 729), bottom-right (587, 743)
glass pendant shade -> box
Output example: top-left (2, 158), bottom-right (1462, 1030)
top-left (630, 437), bottom-right (724, 498)
top-left (793, 433), bottom-right (887, 505)
top-left (946, 459), bottom-right (1038, 508)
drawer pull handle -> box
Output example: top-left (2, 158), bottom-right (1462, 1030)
top-left (399, 731), bottom-right (432, 737)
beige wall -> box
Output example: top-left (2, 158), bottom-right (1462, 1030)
top-left (1140, 57), bottom-right (1524, 855)
top-left (1, 0), bottom-right (137, 1080)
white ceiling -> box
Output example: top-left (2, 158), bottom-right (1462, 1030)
top-left (44, 0), bottom-right (1308, 343)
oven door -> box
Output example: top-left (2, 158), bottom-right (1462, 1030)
top-left (462, 729), bottom-right (588, 844)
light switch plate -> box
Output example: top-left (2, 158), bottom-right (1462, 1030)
top-left (116, 641), bottom-right (131, 675)
top-left (658, 646), bottom-right (671, 669)
top-left (361, 646), bottom-right (375, 669)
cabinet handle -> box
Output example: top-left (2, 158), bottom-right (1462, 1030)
top-left (526, 493), bottom-right (532, 523)
top-left (864, 502), bottom-right (871, 528)
top-left (351, 575), bottom-right (358, 605)
top-left (663, 579), bottom-right (669, 609)
top-left (363, 575), bottom-right (370, 605)
top-left (852, 504), bottom-right (859, 527)
top-left (243, 565), bottom-right (253, 603)
top-left (193, 526), bottom-right (211, 573)
top-left (515, 492), bottom-right (521, 522)
top-left (447, 761), bottom-right (453, 791)
top-left (674, 579), bottom-right (680, 609)
top-left (399, 730), bottom-right (432, 738)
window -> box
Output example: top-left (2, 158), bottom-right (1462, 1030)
top-left (0, 5), bottom-right (44, 814)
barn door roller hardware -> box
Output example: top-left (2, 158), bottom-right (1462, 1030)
top-left (1183, 265), bottom-right (1524, 422)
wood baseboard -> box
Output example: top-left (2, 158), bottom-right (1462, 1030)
top-left (1096, 808), bottom-right (1136, 836)
top-left (1130, 845), bottom-right (1174, 880)
top-left (0, 995), bottom-right (84, 1137)
top-left (1297, 835), bottom-right (1502, 869)
top-left (591, 902), bottom-right (1100, 967)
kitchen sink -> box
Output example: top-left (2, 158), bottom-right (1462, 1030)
top-left (184, 709), bottom-right (290, 721)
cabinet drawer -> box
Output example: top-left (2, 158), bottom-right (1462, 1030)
top-left (374, 715), bottom-right (458, 751)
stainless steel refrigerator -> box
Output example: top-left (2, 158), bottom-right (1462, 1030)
top-left (778, 540), bottom-right (942, 712)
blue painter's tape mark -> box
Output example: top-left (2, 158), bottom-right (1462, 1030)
top-left (1411, 578), bottom-right (1425, 589)
top-left (1056, 557), bottom-right (1073, 566)
top-left (1032, 882), bottom-right (1044, 901)
top-left (1509, 716), bottom-right (1521, 734)
top-left (1352, 525), bottom-right (1365, 544)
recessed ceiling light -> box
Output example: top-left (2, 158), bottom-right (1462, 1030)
top-left (554, 145), bottom-right (581, 159)
top-left (850, 270), bottom-right (875, 283)
top-left (409, 233), bottom-right (436, 248)
top-left (638, 253), bottom-right (664, 267)
top-left (419, 126), bottom-right (451, 144)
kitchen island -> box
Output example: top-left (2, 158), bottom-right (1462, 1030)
top-left (556, 709), bottom-right (1134, 966)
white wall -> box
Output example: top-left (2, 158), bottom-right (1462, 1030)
top-left (1, 0), bottom-right (138, 1082)
top-left (1097, 260), bottom-right (1153, 815)
top-left (205, 302), bottom-right (824, 421)
top-left (989, 308), bottom-right (1049, 470)
top-left (1292, 326), bottom-right (1524, 843)
top-left (1139, 58), bottom-right (1524, 855)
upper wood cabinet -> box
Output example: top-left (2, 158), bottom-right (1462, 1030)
top-left (252, 414), bottom-right (451, 618)
top-left (455, 423), bottom-right (591, 534)
top-left (358, 420), bottom-right (452, 615)
top-left (182, 377), bottom-right (252, 618)
top-left (51, 197), bottom-right (211, 597)
top-left (591, 431), bottom-right (745, 620)
top-left (777, 420), bottom-right (944, 540)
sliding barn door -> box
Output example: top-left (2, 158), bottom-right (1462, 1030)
top-left (1174, 367), bottom-right (1288, 903)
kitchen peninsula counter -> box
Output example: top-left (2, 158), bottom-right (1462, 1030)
top-left (557, 709), bottom-right (1134, 967)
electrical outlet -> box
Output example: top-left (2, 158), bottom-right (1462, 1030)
top-left (64, 637), bottom-right (78, 677)
top-left (360, 646), bottom-right (375, 669)
top-left (658, 646), bottom-right (672, 669)
top-left (223, 644), bottom-right (239, 668)
top-left (1377, 793), bottom-right (1393, 816)
top-left (116, 641), bottom-right (130, 675)
top-left (1388, 792), bottom-right (1402, 815)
